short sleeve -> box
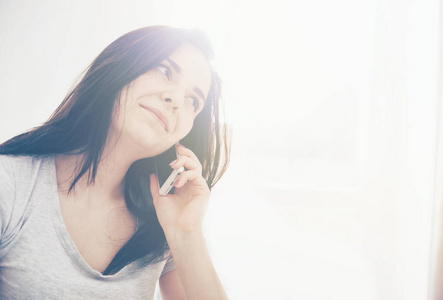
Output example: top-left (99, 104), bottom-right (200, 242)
top-left (0, 155), bottom-right (17, 249)
top-left (161, 251), bottom-right (176, 276)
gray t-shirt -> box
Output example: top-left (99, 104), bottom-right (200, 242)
top-left (0, 154), bottom-right (175, 299)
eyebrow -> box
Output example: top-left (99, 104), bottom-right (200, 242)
top-left (166, 58), bottom-right (207, 102)
top-left (166, 58), bottom-right (182, 73)
top-left (194, 87), bottom-right (206, 102)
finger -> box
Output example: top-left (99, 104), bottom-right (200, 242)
top-left (170, 155), bottom-right (202, 173)
top-left (174, 170), bottom-right (208, 189)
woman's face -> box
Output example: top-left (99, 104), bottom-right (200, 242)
top-left (111, 43), bottom-right (212, 157)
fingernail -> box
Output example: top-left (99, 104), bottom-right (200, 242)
top-left (174, 179), bottom-right (180, 186)
top-left (169, 160), bottom-right (176, 166)
top-left (176, 143), bottom-right (185, 148)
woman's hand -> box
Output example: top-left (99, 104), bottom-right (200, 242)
top-left (151, 145), bottom-right (229, 300)
top-left (150, 144), bottom-right (210, 237)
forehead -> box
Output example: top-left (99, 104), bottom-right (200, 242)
top-left (167, 43), bottom-right (212, 99)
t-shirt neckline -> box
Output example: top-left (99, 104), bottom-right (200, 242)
top-left (48, 155), bottom-right (134, 280)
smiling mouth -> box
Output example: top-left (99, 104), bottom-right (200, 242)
top-left (140, 105), bottom-right (169, 132)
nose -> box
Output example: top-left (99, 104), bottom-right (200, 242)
top-left (162, 89), bottom-right (185, 109)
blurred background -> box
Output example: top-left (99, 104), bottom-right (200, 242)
top-left (0, 0), bottom-right (442, 299)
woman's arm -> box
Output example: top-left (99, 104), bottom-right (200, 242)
top-left (161, 230), bottom-right (228, 300)
top-left (159, 269), bottom-right (186, 300)
top-left (150, 145), bottom-right (228, 300)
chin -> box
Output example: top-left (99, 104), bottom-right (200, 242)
top-left (134, 139), bottom-right (173, 158)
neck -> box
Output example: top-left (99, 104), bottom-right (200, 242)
top-left (54, 126), bottom-right (168, 207)
top-left (55, 143), bottom-right (135, 207)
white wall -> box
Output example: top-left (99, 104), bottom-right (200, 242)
top-left (0, 0), bottom-right (441, 299)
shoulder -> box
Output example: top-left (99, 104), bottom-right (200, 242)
top-left (0, 154), bottom-right (53, 252)
top-left (0, 154), bottom-right (14, 174)
top-left (0, 154), bottom-right (54, 199)
top-left (0, 155), bottom-right (18, 197)
top-left (0, 154), bottom-right (53, 185)
top-left (0, 154), bottom-right (50, 171)
top-left (0, 153), bottom-right (43, 172)
top-left (0, 153), bottom-right (48, 207)
top-left (0, 155), bottom-right (20, 253)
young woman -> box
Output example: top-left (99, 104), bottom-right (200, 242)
top-left (0, 26), bottom-right (230, 299)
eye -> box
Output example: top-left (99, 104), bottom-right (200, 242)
top-left (188, 96), bottom-right (201, 112)
top-left (158, 64), bottom-right (171, 80)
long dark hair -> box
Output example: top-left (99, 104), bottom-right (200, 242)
top-left (0, 26), bottom-right (230, 275)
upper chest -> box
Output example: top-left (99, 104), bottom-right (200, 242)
top-left (58, 193), bottom-right (137, 273)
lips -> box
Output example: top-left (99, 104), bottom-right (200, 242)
top-left (140, 105), bottom-right (169, 132)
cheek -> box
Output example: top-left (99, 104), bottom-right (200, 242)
top-left (176, 117), bottom-right (195, 139)
top-left (109, 103), bottom-right (124, 133)
top-left (110, 101), bottom-right (142, 141)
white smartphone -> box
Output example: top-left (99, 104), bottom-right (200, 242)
top-left (155, 142), bottom-right (185, 196)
